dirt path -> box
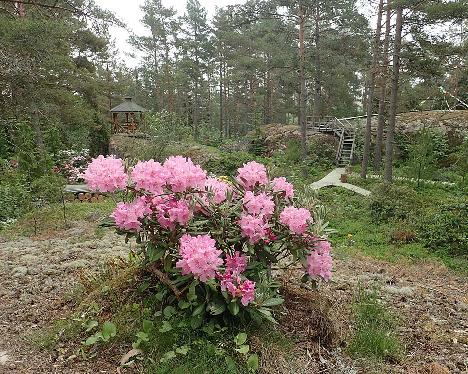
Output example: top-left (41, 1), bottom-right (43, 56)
top-left (0, 225), bottom-right (466, 373)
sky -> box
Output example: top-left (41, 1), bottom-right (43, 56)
top-left (96, 0), bottom-right (247, 67)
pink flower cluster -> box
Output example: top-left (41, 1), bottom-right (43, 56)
top-left (307, 240), bottom-right (333, 281)
top-left (280, 206), bottom-right (312, 234)
top-left (205, 177), bottom-right (232, 204)
top-left (152, 196), bottom-right (192, 230)
top-left (243, 191), bottom-right (275, 217)
top-left (236, 161), bottom-right (268, 190)
top-left (176, 234), bottom-right (223, 282)
top-left (131, 160), bottom-right (169, 194)
top-left (83, 155), bottom-right (127, 192)
top-left (272, 177), bottom-right (294, 200)
top-left (218, 252), bottom-right (255, 306)
top-left (239, 214), bottom-right (270, 244)
top-left (112, 197), bottom-right (151, 231)
top-left (164, 156), bottom-right (207, 193)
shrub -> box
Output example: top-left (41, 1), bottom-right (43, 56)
top-left (203, 151), bottom-right (260, 176)
top-left (83, 156), bottom-right (334, 331)
top-left (369, 184), bottom-right (420, 223)
top-left (30, 173), bottom-right (67, 205)
top-left (417, 200), bottom-right (468, 257)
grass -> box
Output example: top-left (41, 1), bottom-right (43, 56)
top-left (347, 288), bottom-right (403, 362)
top-left (316, 187), bottom-right (468, 273)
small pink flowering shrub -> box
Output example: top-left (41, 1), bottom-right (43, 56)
top-left (84, 156), bottom-right (333, 326)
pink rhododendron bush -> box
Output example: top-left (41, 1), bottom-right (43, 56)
top-left (83, 155), bottom-right (332, 326)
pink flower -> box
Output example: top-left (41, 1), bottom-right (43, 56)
top-left (238, 279), bottom-right (256, 306)
top-left (176, 234), bottom-right (223, 282)
top-left (83, 155), bottom-right (127, 192)
top-left (280, 206), bottom-right (312, 234)
top-left (111, 197), bottom-right (151, 231)
top-left (307, 247), bottom-right (332, 281)
top-left (153, 196), bottom-right (192, 230)
top-left (272, 177), bottom-right (294, 200)
top-left (131, 159), bottom-right (169, 194)
top-left (225, 251), bottom-right (248, 275)
top-left (243, 191), bottom-right (275, 218)
top-left (163, 156), bottom-right (207, 193)
top-left (205, 177), bottom-right (232, 204)
top-left (236, 161), bottom-right (269, 190)
top-left (238, 214), bottom-right (269, 244)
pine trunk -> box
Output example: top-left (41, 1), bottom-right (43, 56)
top-left (374, 1), bottom-right (392, 172)
top-left (298, 4), bottom-right (307, 157)
top-left (361, 0), bottom-right (384, 178)
top-left (312, 3), bottom-right (322, 130)
top-left (384, 5), bottom-right (403, 183)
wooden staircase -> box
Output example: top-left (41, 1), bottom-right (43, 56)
top-left (307, 116), bottom-right (356, 166)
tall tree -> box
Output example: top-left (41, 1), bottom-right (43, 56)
top-left (361, 0), bottom-right (384, 178)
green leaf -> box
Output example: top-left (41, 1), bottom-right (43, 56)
top-left (142, 319), bottom-right (153, 333)
top-left (225, 356), bottom-right (237, 371)
top-left (163, 305), bottom-right (177, 318)
top-left (160, 350), bottom-right (176, 363)
top-left (190, 313), bottom-right (204, 329)
top-left (192, 302), bottom-right (206, 316)
top-left (235, 344), bottom-right (250, 354)
top-left (163, 255), bottom-right (172, 271)
top-left (159, 320), bottom-right (172, 333)
top-left (261, 298), bottom-right (284, 307)
top-left (227, 301), bottom-right (240, 316)
top-left (247, 354), bottom-right (259, 372)
top-left (84, 320), bottom-right (98, 333)
top-left (84, 335), bottom-right (98, 346)
top-left (147, 243), bottom-right (166, 261)
top-left (135, 331), bottom-right (149, 342)
top-left (175, 345), bottom-right (190, 355)
top-left (178, 300), bottom-right (191, 309)
top-left (101, 321), bottom-right (117, 341)
top-left (234, 332), bottom-right (248, 346)
top-left (258, 308), bottom-right (278, 324)
top-left (207, 299), bottom-right (226, 315)
top-left (187, 280), bottom-right (199, 301)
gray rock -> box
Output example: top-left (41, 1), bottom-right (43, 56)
top-left (382, 285), bottom-right (415, 297)
top-left (11, 266), bottom-right (28, 277)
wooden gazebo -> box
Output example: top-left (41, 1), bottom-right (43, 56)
top-left (110, 97), bottom-right (147, 133)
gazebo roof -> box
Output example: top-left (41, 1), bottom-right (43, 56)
top-left (110, 97), bottom-right (147, 113)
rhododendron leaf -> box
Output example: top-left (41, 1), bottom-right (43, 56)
top-left (192, 302), bottom-right (206, 316)
top-left (227, 301), bottom-right (240, 316)
top-left (247, 354), bottom-right (259, 372)
top-left (235, 344), bottom-right (250, 354)
top-left (159, 321), bottom-right (172, 333)
top-left (257, 308), bottom-right (278, 324)
top-left (147, 243), bottom-right (165, 262)
top-left (208, 299), bottom-right (226, 315)
top-left (163, 306), bottom-right (176, 318)
top-left (163, 255), bottom-right (172, 271)
top-left (234, 333), bottom-right (247, 346)
top-left (261, 298), bottom-right (284, 307)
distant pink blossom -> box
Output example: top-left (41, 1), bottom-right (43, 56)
top-left (238, 214), bottom-right (269, 244)
top-left (112, 197), bottom-right (151, 231)
top-left (243, 191), bottom-right (275, 217)
top-left (205, 177), bottom-right (232, 204)
top-left (163, 156), bottom-right (207, 193)
top-left (272, 177), bottom-right (294, 200)
top-left (280, 206), bottom-right (312, 234)
top-left (307, 241), bottom-right (333, 280)
top-left (83, 155), bottom-right (127, 192)
top-left (131, 159), bottom-right (169, 194)
top-left (236, 161), bottom-right (269, 190)
top-left (176, 234), bottom-right (223, 282)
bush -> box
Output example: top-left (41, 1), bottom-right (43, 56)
top-left (417, 200), bottom-right (468, 257)
top-left (0, 162), bottom-right (31, 222)
top-left (30, 173), bottom-right (67, 205)
top-left (369, 184), bottom-right (420, 223)
top-left (203, 151), bottom-right (260, 176)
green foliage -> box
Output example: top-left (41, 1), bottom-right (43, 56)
top-left (203, 151), bottom-right (258, 176)
top-left (84, 321), bottom-right (117, 346)
top-left (347, 288), bottom-right (403, 361)
top-left (0, 164), bottom-right (31, 222)
top-left (417, 200), bottom-right (468, 257)
top-left (369, 184), bottom-right (420, 223)
top-left (30, 174), bottom-right (66, 205)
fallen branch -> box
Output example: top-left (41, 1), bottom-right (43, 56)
top-left (148, 263), bottom-right (182, 299)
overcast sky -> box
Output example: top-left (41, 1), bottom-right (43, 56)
top-left (96, 0), bottom-right (373, 68)
top-left (96, 0), bottom-right (247, 67)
